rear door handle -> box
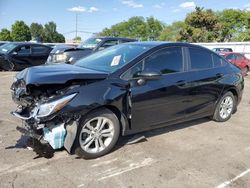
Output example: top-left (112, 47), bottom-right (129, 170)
top-left (176, 80), bottom-right (186, 86)
top-left (216, 73), bottom-right (223, 78)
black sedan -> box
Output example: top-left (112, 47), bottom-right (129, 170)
top-left (0, 42), bottom-right (52, 71)
top-left (46, 37), bottom-right (137, 64)
top-left (11, 42), bottom-right (244, 159)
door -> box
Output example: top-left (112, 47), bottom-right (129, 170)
top-left (10, 45), bottom-right (32, 70)
top-left (122, 47), bottom-right (189, 131)
top-left (31, 45), bottom-right (51, 66)
top-left (185, 48), bottom-right (225, 117)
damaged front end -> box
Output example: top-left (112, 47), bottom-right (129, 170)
top-left (11, 79), bottom-right (80, 153)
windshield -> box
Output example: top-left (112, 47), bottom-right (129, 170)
top-left (78, 38), bottom-right (103, 49)
top-left (0, 43), bottom-right (17, 54)
top-left (75, 44), bottom-right (151, 73)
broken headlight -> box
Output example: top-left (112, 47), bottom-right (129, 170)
top-left (55, 53), bottom-right (67, 63)
top-left (37, 93), bottom-right (77, 118)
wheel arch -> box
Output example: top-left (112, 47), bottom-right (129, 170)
top-left (224, 88), bottom-right (238, 102)
top-left (222, 87), bottom-right (239, 114)
top-left (83, 105), bottom-right (130, 136)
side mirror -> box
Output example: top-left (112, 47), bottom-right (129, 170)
top-left (98, 46), bottom-right (105, 51)
top-left (137, 70), bottom-right (162, 80)
top-left (12, 52), bottom-right (18, 56)
top-left (136, 70), bottom-right (161, 85)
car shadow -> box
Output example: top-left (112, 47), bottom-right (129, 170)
top-left (5, 134), bottom-right (56, 159)
top-left (114, 117), bottom-right (211, 151)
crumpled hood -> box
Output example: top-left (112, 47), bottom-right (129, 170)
top-left (51, 45), bottom-right (88, 54)
top-left (50, 45), bottom-right (76, 54)
top-left (16, 64), bottom-right (108, 86)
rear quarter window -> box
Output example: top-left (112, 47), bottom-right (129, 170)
top-left (212, 54), bottom-right (227, 67)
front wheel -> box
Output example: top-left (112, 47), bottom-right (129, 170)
top-left (74, 109), bottom-right (120, 159)
top-left (212, 92), bottom-right (236, 122)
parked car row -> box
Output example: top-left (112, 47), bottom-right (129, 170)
top-left (0, 37), bottom-right (137, 71)
top-left (220, 52), bottom-right (250, 75)
top-left (46, 37), bottom-right (137, 64)
top-left (212, 48), bottom-right (250, 76)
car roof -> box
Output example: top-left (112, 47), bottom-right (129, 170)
top-left (122, 41), bottom-right (207, 49)
top-left (213, 47), bottom-right (232, 49)
top-left (95, 37), bottom-right (137, 41)
top-left (220, 52), bottom-right (243, 55)
top-left (10, 42), bottom-right (50, 47)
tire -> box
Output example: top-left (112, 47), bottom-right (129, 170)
top-left (2, 61), bottom-right (14, 71)
top-left (74, 108), bottom-right (120, 159)
top-left (243, 66), bottom-right (249, 76)
top-left (212, 92), bottom-right (236, 122)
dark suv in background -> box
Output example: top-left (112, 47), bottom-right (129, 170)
top-left (0, 42), bottom-right (52, 71)
top-left (46, 37), bottom-right (137, 64)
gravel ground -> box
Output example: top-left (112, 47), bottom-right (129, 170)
top-left (0, 72), bottom-right (250, 188)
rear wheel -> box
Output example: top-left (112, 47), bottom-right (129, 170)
top-left (243, 66), bottom-right (249, 76)
top-left (212, 92), bottom-right (236, 122)
top-left (74, 109), bottom-right (120, 159)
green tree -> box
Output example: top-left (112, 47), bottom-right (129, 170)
top-left (146, 17), bottom-right (164, 40)
top-left (30, 23), bottom-right (44, 40)
top-left (11, 21), bottom-right (31, 41)
top-left (43, 21), bottom-right (65, 43)
top-left (159, 21), bottom-right (186, 41)
top-left (237, 11), bottom-right (250, 41)
top-left (217, 9), bottom-right (247, 41)
top-left (101, 16), bottom-right (162, 41)
top-left (53, 33), bottom-right (65, 43)
top-left (179, 7), bottom-right (222, 42)
top-left (0, 28), bottom-right (12, 41)
top-left (73, 36), bottom-right (82, 43)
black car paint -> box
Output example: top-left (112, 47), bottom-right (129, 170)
top-left (0, 43), bottom-right (52, 71)
top-left (11, 42), bottom-right (244, 152)
top-left (46, 37), bottom-right (137, 64)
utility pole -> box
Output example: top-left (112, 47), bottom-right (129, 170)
top-left (75, 13), bottom-right (78, 39)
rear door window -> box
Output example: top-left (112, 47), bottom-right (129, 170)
top-left (32, 46), bottom-right (49, 54)
top-left (226, 54), bottom-right (235, 61)
top-left (189, 48), bottom-right (213, 70)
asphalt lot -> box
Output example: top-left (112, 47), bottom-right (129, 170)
top-left (0, 72), bottom-right (250, 188)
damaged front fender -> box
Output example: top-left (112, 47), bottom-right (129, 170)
top-left (64, 121), bottom-right (78, 153)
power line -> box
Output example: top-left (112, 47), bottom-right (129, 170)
top-left (63, 30), bottom-right (98, 35)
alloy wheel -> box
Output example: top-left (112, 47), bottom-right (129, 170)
top-left (79, 117), bottom-right (114, 154)
top-left (219, 96), bottom-right (233, 119)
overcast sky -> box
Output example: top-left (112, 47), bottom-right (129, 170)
top-left (0, 0), bottom-right (250, 40)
